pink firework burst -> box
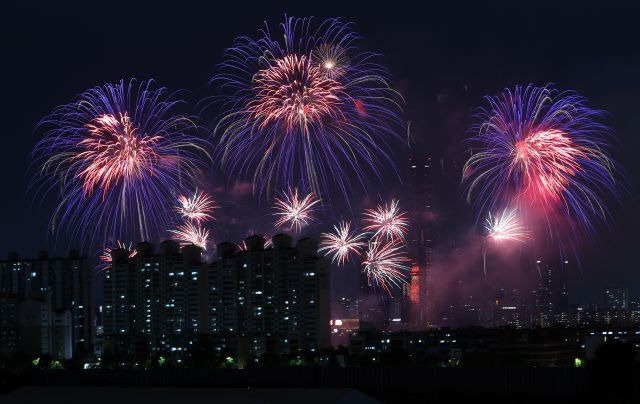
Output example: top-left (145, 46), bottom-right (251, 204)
top-left (362, 239), bottom-right (410, 295)
top-left (77, 113), bottom-right (161, 197)
top-left (98, 241), bottom-right (137, 271)
top-left (237, 235), bottom-right (272, 251)
top-left (273, 188), bottom-right (319, 232)
top-left (169, 222), bottom-right (210, 250)
top-left (510, 129), bottom-right (586, 203)
top-left (248, 54), bottom-right (346, 133)
top-left (362, 199), bottom-right (409, 240)
top-left (319, 221), bottom-right (367, 266)
top-left (485, 208), bottom-right (531, 243)
top-left (176, 190), bottom-right (217, 223)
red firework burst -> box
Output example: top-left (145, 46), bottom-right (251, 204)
top-left (510, 129), bottom-right (586, 203)
top-left (248, 54), bottom-right (346, 133)
top-left (77, 113), bottom-right (160, 197)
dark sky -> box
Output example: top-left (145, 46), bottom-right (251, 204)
top-left (2, 1), bottom-right (639, 304)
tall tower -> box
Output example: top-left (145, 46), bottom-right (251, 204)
top-left (408, 155), bottom-right (434, 329)
top-left (533, 257), bottom-right (569, 327)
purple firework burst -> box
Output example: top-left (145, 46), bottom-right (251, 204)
top-left (31, 79), bottom-right (210, 249)
top-left (211, 16), bottom-right (404, 200)
top-left (462, 84), bottom-right (621, 236)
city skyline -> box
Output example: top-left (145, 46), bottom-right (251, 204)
top-left (2, 4), bottom-right (640, 402)
top-left (2, 2), bottom-right (639, 305)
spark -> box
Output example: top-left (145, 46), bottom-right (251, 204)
top-left (176, 190), bottom-right (217, 223)
top-left (169, 222), bottom-right (210, 250)
top-left (362, 199), bottom-right (409, 240)
top-left (311, 43), bottom-right (349, 79)
top-left (362, 239), bottom-right (410, 295)
top-left (485, 208), bottom-right (531, 243)
top-left (98, 241), bottom-right (137, 271)
top-left (273, 188), bottom-right (319, 233)
top-left (319, 221), bottom-right (367, 265)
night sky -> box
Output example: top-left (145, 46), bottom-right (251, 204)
top-left (2, 2), bottom-right (639, 305)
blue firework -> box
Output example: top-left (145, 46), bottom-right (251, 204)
top-left (211, 16), bottom-right (404, 201)
top-left (31, 79), bottom-right (210, 249)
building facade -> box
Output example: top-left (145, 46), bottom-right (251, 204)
top-left (206, 235), bottom-right (330, 362)
top-left (102, 241), bottom-right (204, 362)
top-left (0, 251), bottom-right (93, 357)
top-left (407, 155), bottom-right (435, 329)
top-left (532, 257), bottom-right (569, 327)
top-left (102, 235), bottom-right (330, 364)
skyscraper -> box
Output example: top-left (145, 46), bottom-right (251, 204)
top-left (602, 287), bottom-right (629, 310)
top-left (408, 155), bottom-right (435, 329)
top-left (599, 287), bottom-right (630, 325)
top-left (533, 257), bottom-right (569, 327)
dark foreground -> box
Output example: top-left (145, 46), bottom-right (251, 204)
top-left (1, 367), bottom-right (639, 403)
top-left (2, 386), bottom-right (380, 404)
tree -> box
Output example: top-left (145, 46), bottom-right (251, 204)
top-left (589, 340), bottom-right (638, 399)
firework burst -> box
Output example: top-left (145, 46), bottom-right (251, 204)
top-left (273, 188), bottom-right (319, 232)
top-left (31, 79), bottom-right (209, 248)
top-left (362, 199), bottom-right (409, 240)
top-left (319, 221), bottom-right (367, 265)
top-left (212, 16), bottom-right (403, 200)
top-left (169, 222), bottom-right (210, 250)
top-left (98, 241), bottom-right (137, 272)
top-left (311, 43), bottom-right (350, 79)
top-left (362, 239), bottom-right (410, 295)
top-left (463, 84), bottom-right (620, 235)
top-left (176, 190), bottom-right (217, 223)
top-left (485, 208), bottom-right (531, 243)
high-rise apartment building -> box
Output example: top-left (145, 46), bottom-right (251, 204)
top-left (102, 241), bottom-right (204, 361)
top-left (206, 235), bottom-right (330, 360)
top-left (0, 251), bottom-right (93, 355)
top-left (17, 291), bottom-right (73, 359)
top-left (102, 235), bottom-right (330, 364)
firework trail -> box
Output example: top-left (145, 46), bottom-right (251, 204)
top-left (319, 221), bottom-right (367, 265)
top-left (212, 16), bottom-right (403, 200)
top-left (485, 208), bottom-right (531, 243)
top-left (98, 241), bottom-right (137, 272)
top-left (273, 188), bottom-right (319, 232)
top-left (31, 79), bottom-right (209, 248)
top-left (463, 84), bottom-right (620, 236)
top-left (362, 239), bottom-right (410, 295)
top-left (363, 199), bottom-right (409, 240)
top-left (169, 222), bottom-right (210, 250)
top-left (176, 190), bottom-right (217, 223)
